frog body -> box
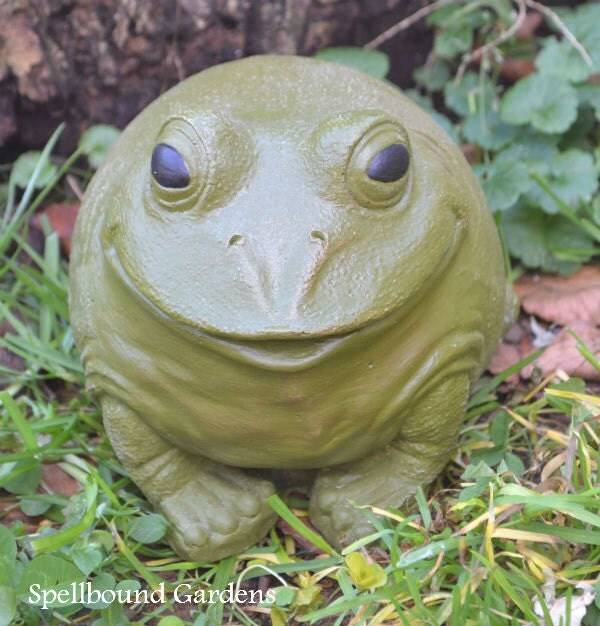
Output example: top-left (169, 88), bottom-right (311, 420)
top-left (69, 55), bottom-right (511, 560)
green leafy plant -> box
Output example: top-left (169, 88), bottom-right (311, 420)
top-left (411, 0), bottom-right (600, 274)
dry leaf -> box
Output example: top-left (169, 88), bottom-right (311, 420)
top-left (532, 582), bottom-right (595, 626)
top-left (488, 320), bottom-right (536, 381)
top-left (515, 267), bottom-right (600, 325)
top-left (523, 320), bottom-right (600, 381)
top-left (32, 203), bottom-right (80, 255)
top-left (41, 462), bottom-right (81, 496)
top-left (489, 320), bottom-right (600, 381)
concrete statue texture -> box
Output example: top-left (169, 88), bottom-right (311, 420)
top-left (69, 55), bottom-right (513, 561)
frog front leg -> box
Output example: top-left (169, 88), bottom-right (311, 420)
top-left (309, 374), bottom-right (469, 547)
top-left (100, 396), bottom-right (277, 561)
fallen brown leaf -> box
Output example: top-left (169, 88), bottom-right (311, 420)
top-left (490, 320), bottom-right (600, 382)
top-left (32, 203), bottom-right (80, 256)
top-left (41, 462), bottom-right (81, 496)
top-left (522, 320), bottom-right (600, 382)
top-left (488, 319), bottom-right (536, 382)
top-left (515, 267), bottom-right (600, 325)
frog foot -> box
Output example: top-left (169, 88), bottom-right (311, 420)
top-left (308, 453), bottom-right (407, 548)
top-left (154, 462), bottom-right (277, 562)
top-left (309, 442), bottom-right (448, 549)
top-left (100, 397), bottom-right (277, 561)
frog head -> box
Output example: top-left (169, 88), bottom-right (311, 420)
top-left (100, 56), bottom-right (480, 349)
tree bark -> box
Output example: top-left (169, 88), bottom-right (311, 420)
top-left (0, 0), bottom-right (429, 158)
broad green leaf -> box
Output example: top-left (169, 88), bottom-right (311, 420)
top-left (115, 579), bottom-right (141, 594)
top-left (78, 124), bottom-right (121, 169)
top-left (413, 58), bottom-right (450, 92)
top-left (462, 107), bottom-right (518, 150)
top-left (528, 149), bottom-right (598, 214)
top-left (444, 72), bottom-right (495, 117)
top-left (314, 47), bottom-right (389, 79)
top-left (82, 573), bottom-right (116, 609)
top-left (91, 602), bottom-right (129, 626)
top-left (541, 3), bottom-right (600, 82)
top-left (158, 618), bottom-right (185, 626)
top-left (490, 411), bottom-right (509, 447)
top-left (502, 204), bottom-right (593, 274)
top-left (0, 526), bottom-right (16, 564)
top-left (274, 586), bottom-right (296, 607)
top-left (536, 36), bottom-right (600, 83)
top-left (19, 498), bottom-right (51, 517)
top-left (71, 544), bottom-right (103, 575)
top-left (504, 453), bottom-right (525, 477)
top-left (345, 552), bottom-right (387, 590)
top-left (475, 160), bottom-right (530, 211)
top-left (577, 83), bottom-right (600, 123)
top-left (129, 513), bottom-right (169, 544)
top-left (552, 2), bottom-right (600, 39)
top-left (462, 460), bottom-right (496, 480)
top-left (0, 559), bottom-right (15, 588)
top-left (88, 530), bottom-right (115, 553)
top-left (0, 459), bottom-right (41, 495)
top-left (500, 74), bottom-right (578, 134)
top-left (426, 4), bottom-right (456, 26)
top-left (9, 151), bottom-right (58, 190)
top-left (0, 586), bottom-right (16, 626)
top-left (434, 23), bottom-right (473, 59)
top-left (495, 133), bottom-right (560, 172)
top-left (593, 195), bottom-right (600, 225)
top-left (18, 554), bottom-right (85, 606)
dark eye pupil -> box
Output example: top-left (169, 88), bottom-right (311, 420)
top-left (151, 143), bottom-right (190, 188)
top-left (367, 144), bottom-right (409, 183)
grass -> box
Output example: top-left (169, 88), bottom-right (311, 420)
top-left (1, 136), bottom-right (600, 626)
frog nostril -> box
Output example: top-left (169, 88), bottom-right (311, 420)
top-left (310, 230), bottom-right (328, 244)
top-left (228, 234), bottom-right (244, 247)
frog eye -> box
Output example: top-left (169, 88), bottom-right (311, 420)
top-left (149, 118), bottom-right (207, 211)
top-left (367, 144), bottom-right (410, 182)
top-left (151, 144), bottom-right (190, 188)
top-left (346, 122), bottom-right (410, 209)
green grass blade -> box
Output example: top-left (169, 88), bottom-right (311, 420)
top-left (29, 479), bottom-right (98, 554)
top-left (0, 391), bottom-right (38, 450)
top-left (267, 494), bottom-right (340, 556)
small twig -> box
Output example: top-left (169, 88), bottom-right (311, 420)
top-left (66, 174), bottom-right (84, 202)
top-left (525, 0), bottom-right (592, 66)
top-left (364, 0), bottom-right (456, 50)
top-left (456, 0), bottom-right (527, 81)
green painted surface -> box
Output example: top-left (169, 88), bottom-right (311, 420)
top-left (69, 55), bottom-right (511, 560)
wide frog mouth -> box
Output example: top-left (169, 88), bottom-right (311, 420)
top-left (104, 218), bottom-right (460, 372)
top-left (105, 246), bottom-right (389, 371)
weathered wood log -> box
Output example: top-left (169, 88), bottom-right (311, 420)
top-left (0, 0), bottom-right (430, 157)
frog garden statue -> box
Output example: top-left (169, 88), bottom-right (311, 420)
top-left (69, 55), bottom-right (513, 561)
